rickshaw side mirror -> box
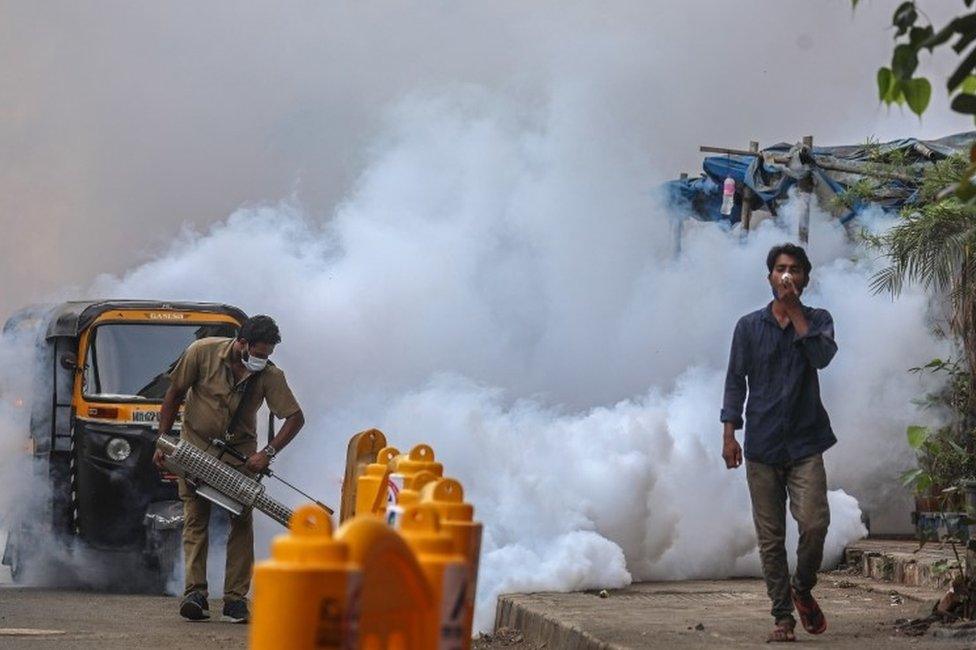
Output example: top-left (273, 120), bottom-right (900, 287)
top-left (60, 352), bottom-right (78, 370)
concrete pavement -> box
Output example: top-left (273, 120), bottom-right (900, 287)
top-left (485, 575), bottom-right (959, 649)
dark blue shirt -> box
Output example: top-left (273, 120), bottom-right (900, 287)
top-left (721, 302), bottom-right (837, 464)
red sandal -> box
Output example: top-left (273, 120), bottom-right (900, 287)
top-left (791, 587), bottom-right (827, 635)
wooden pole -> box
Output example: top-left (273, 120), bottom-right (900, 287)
top-left (698, 144), bottom-right (916, 183)
top-left (798, 135), bottom-right (814, 244)
top-left (673, 173), bottom-right (688, 257)
top-left (740, 141), bottom-right (759, 235)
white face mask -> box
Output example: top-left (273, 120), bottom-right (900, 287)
top-left (241, 349), bottom-right (268, 373)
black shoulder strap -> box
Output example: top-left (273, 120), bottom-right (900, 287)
top-left (227, 374), bottom-right (259, 439)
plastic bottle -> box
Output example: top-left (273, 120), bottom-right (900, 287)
top-left (720, 176), bottom-right (736, 216)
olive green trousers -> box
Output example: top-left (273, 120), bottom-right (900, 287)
top-left (746, 453), bottom-right (830, 622)
top-left (178, 478), bottom-right (254, 602)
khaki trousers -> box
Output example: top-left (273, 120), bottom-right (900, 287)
top-left (746, 453), bottom-right (830, 622)
top-left (178, 478), bottom-right (254, 602)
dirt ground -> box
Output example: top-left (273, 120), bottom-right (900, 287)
top-left (0, 575), bottom-right (968, 649)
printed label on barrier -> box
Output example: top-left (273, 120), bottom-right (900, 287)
top-left (314, 573), bottom-right (362, 650)
top-left (439, 563), bottom-right (468, 650)
top-left (343, 571), bottom-right (363, 650)
top-left (386, 505), bottom-right (403, 528)
top-left (386, 473), bottom-right (404, 507)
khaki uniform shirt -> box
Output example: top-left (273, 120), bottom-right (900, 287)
top-left (168, 337), bottom-right (301, 455)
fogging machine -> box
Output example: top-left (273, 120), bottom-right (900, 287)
top-left (157, 435), bottom-right (333, 528)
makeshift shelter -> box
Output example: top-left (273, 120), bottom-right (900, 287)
top-left (665, 132), bottom-right (976, 227)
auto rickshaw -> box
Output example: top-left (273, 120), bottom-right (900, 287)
top-left (0, 300), bottom-right (247, 590)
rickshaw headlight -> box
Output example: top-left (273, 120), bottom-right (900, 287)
top-left (106, 437), bottom-right (131, 461)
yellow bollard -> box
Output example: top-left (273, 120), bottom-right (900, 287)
top-left (250, 504), bottom-right (361, 650)
top-left (387, 445), bottom-right (443, 518)
top-left (386, 470), bottom-right (440, 528)
top-left (421, 479), bottom-right (483, 650)
top-left (398, 504), bottom-right (469, 650)
top-left (341, 429), bottom-right (388, 523)
top-left (336, 516), bottom-right (437, 649)
top-left (355, 446), bottom-right (400, 517)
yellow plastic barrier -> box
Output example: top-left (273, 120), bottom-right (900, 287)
top-left (399, 504), bottom-right (469, 650)
top-left (387, 445), bottom-right (443, 515)
top-left (336, 516), bottom-right (438, 649)
top-left (387, 470), bottom-right (439, 528)
top-left (341, 429), bottom-right (389, 523)
top-left (251, 504), bottom-right (361, 650)
top-left (254, 433), bottom-right (482, 649)
top-left (421, 479), bottom-right (483, 649)
top-left (355, 446), bottom-right (400, 517)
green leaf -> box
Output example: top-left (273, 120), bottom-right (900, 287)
top-left (953, 29), bottom-right (976, 55)
top-left (892, 44), bottom-right (919, 81)
top-left (893, 2), bottom-right (918, 36)
top-left (890, 80), bottom-right (907, 106)
top-left (962, 76), bottom-right (976, 95)
top-left (902, 468), bottom-right (925, 486)
top-left (952, 92), bottom-right (976, 115)
top-left (910, 26), bottom-right (934, 48)
top-left (924, 14), bottom-right (976, 50)
top-left (925, 24), bottom-right (957, 50)
top-left (918, 472), bottom-right (934, 493)
top-left (947, 46), bottom-right (976, 92)
top-left (925, 358), bottom-right (944, 368)
top-left (956, 175), bottom-right (976, 201)
top-left (877, 67), bottom-right (894, 103)
top-left (908, 425), bottom-right (931, 449)
top-left (904, 77), bottom-right (932, 116)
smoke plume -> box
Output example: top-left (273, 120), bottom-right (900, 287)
top-left (85, 89), bottom-right (945, 629)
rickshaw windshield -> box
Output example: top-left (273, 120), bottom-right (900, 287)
top-left (83, 322), bottom-right (238, 402)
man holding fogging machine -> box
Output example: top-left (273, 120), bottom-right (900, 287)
top-left (152, 315), bottom-right (305, 624)
top-left (721, 244), bottom-right (837, 643)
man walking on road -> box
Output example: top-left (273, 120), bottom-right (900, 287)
top-left (153, 315), bottom-right (305, 624)
top-left (721, 244), bottom-right (837, 643)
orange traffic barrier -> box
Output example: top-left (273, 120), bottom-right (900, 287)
top-left (251, 504), bottom-right (361, 650)
top-left (355, 446), bottom-right (400, 517)
top-left (398, 504), bottom-right (469, 650)
top-left (340, 429), bottom-right (388, 523)
top-left (387, 470), bottom-right (440, 528)
top-left (255, 433), bottom-right (483, 649)
top-left (421, 479), bottom-right (483, 649)
top-left (387, 445), bottom-right (443, 516)
top-left (336, 516), bottom-right (438, 649)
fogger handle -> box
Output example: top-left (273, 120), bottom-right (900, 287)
top-left (211, 438), bottom-right (336, 516)
top-left (212, 438), bottom-right (269, 475)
